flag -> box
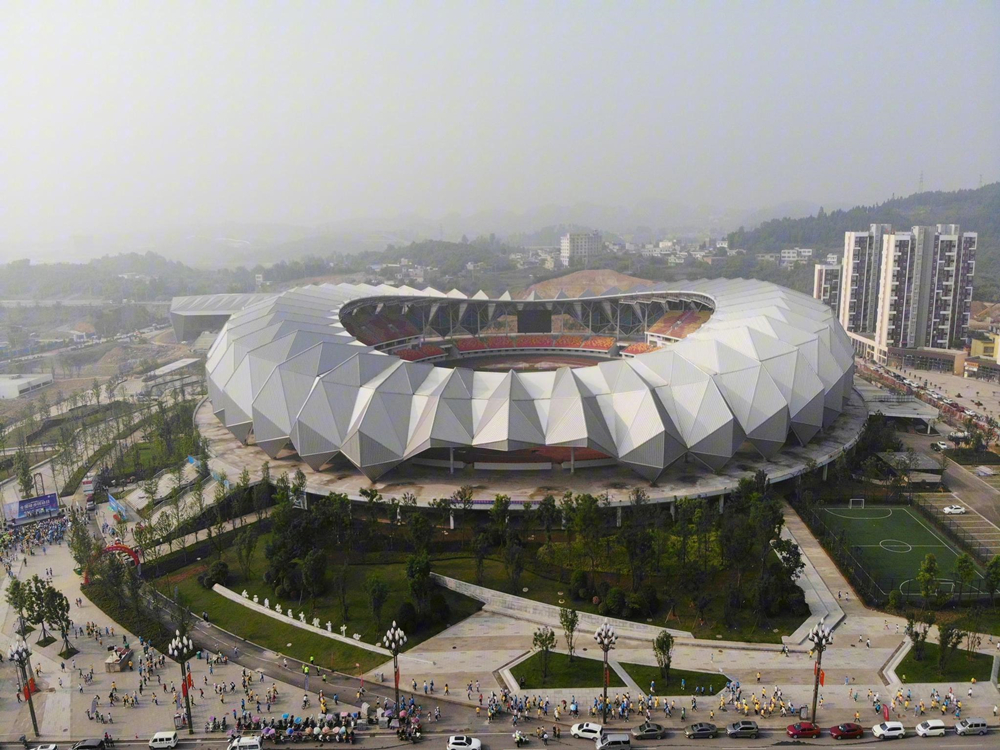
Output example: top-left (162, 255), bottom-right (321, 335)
top-left (819, 670), bottom-right (825, 687)
top-left (813, 662), bottom-right (818, 675)
top-left (182, 681), bottom-right (188, 697)
top-left (187, 672), bottom-right (194, 689)
top-left (883, 704), bottom-right (890, 721)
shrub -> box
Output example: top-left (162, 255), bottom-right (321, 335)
top-left (625, 592), bottom-right (646, 618)
top-left (570, 570), bottom-right (589, 600)
top-left (888, 590), bottom-right (902, 611)
top-left (604, 587), bottom-right (626, 617)
top-left (200, 560), bottom-right (230, 588)
top-left (596, 580), bottom-right (611, 600)
top-left (395, 601), bottom-right (418, 632)
top-left (638, 581), bottom-right (660, 615)
top-left (428, 590), bottom-right (451, 624)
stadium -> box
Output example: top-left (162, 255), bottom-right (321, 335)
top-left (177, 278), bottom-right (863, 499)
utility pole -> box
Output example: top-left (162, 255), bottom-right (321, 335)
top-left (808, 618), bottom-right (833, 722)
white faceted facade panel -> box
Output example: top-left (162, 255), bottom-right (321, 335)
top-left (200, 279), bottom-right (853, 481)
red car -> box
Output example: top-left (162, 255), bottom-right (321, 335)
top-left (787, 722), bottom-right (821, 739)
top-left (830, 723), bottom-right (864, 740)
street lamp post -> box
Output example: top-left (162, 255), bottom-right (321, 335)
top-left (9, 641), bottom-right (39, 737)
top-left (168, 631), bottom-right (196, 734)
top-left (383, 621), bottom-right (407, 714)
top-left (594, 620), bottom-right (617, 725)
top-left (807, 617), bottom-right (834, 723)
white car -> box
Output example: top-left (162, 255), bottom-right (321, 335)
top-left (932, 441), bottom-right (949, 452)
top-left (447, 737), bottom-right (482, 750)
top-left (915, 719), bottom-right (946, 737)
top-left (571, 723), bottom-right (605, 740)
top-left (943, 505), bottom-right (966, 515)
top-left (31, 745), bottom-right (59, 750)
top-left (872, 721), bottom-right (905, 740)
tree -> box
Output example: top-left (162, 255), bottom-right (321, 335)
top-left (405, 553), bottom-right (432, 616)
top-left (364, 573), bottom-right (389, 632)
top-left (14, 447), bottom-right (34, 499)
top-left (68, 510), bottom-right (97, 568)
top-left (916, 553), bottom-right (941, 606)
top-left (331, 563), bottom-right (350, 622)
top-left (141, 476), bottom-right (159, 508)
top-left (489, 494), bottom-right (511, 545)
top-left (27, 575), bottom-right (53, 641)
top-left (532, 625), bottom-right (556, 679)
top-left (189, 478), bottom-right (206, 542)
top-left (91, 378), bottom-right (103, 405)
top-left (537, 494), bottom-right (561, 543)
top-left (408, 512), bottom-right (433, 554)
top-left (653, 631), bottom-right (674, 681)
top-left (301, 548), bottom-right (326, 608)
top-left (559, 607), bottom-right (579, 662)
top-left (502, 534), bottom-right (525, 591)
top-left (953, 553), bottom-right (976, 601)
top-left (234, 528), bottom-right (260, 581)
top-left (937, 624), bottom-right (963, 671)
top-left (472, 532), bottom-right (490, 585)
top-left (984, 555), bottom-right (1000, 607)
top-left (904, 612), bottom-right (935, 661)
top-left (964, 606), bottom-right (984, 656)
top-left (5, 577), bottom-right (31, 635)
top-left (48, 587), bottom-right (73, 655)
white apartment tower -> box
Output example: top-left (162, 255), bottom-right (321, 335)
top-left (874, 225), bottom-right (977, 351)
top-left (839, 223), bottom-right (892, 333)
top-left (812, 264), bottom-right (841, 318)
top-left (560, 231), bottom-right (603, 267)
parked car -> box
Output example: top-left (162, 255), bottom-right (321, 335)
top-left (871, 721), bottom-right (905, 740)
top-left (915, 719), bottom-right (946, 737)
top-left (571, 724), bottom-right (604, 741)
top-left (787, 722), bottom-right (821, 739)
top-left (955, 718), bottom-right (989, 736)
top-left (31, 745), bottom-right (59, 750)
top-left (829, 723), bottom-right (863, 740)
top-left (932, 441), bottom-right (949, 452)
top-left (943, 505), bottom-right (966, 515)
top-left (149, 733), bottom-right (179, 750)
top-left (630, 722), bottom-right (667, 740)
top-left (726, 721), bottom-right (759, 739)
top-left (447, 737), bottom-right (482, 750)
top-left (683, 723), bottom-right (718, 740)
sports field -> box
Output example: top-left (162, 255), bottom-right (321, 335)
top-left (818, 505), bottom-right (990, 597)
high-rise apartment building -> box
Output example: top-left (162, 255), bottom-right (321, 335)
top-left (560, 231), bottom-right (603, 267)
top-left (874, 224), bottom-right (977, 351)
top-left (812, 264), bottom-right (841, 317)
top-left (839, 223), bottom-right (892, 334)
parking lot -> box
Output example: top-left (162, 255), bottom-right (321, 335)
top-left (914, 492), bottom-right (1000, 560)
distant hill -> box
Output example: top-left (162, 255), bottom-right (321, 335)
top-left (727, 183), bottom-right (1000, 300)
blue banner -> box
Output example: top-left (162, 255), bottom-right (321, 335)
top-left (17, 493), bottom-right (59, 518)
top-left (107, 493), bottom-right (128, 520)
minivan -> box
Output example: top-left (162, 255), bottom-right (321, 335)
top-left (149, 731), bottom-right (179, 749)
top-left (955, 718), bottom-right (988, 736)
top-left (227, 738), bottom-right (262, 750)
top-left (595, 733), bottom-right (630, 750)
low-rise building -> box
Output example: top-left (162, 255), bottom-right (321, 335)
top-left (0, 373), bottom-right (53, 399)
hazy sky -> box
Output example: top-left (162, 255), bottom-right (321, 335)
top-left (1, 1), bottom-right (998, 245)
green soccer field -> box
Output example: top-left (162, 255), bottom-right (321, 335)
top-left (817, 505), bottom-right (988, 597)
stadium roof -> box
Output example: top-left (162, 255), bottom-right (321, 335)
top-left (199, 278), bottom-right (854, 481)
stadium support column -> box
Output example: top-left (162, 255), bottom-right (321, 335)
top-left (823, 464), bottom-right (828, 481)
top-left (449, 447), bottom-right (454, 474)
top-left (570, 446), bottom-right (575, 474)
top-left (718, 494), bottom-right (724, 514)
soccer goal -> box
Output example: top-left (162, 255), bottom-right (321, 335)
top-left (848, 498), bottom-right (865, 509)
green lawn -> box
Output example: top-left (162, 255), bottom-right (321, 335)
top-left (510, 651), bottom-right (725, 694)
top-left (431, 556), bottom-right (803, 644)
top-left (154, 532), bottom-right (483, 669)
top-left (897, 642), bottom-right (994, 683)
top-left (511, 651), bottom-right (625, 689)
top-left (620, 663), bottom-right (727, 696)
top-left (153, 574), bottom-right (386, 672)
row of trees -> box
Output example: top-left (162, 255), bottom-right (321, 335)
top-left (5, 574), bottom-right (74, 655)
